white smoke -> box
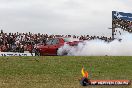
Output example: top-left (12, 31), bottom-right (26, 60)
top-left (57, 33), bottom-right (132, 56)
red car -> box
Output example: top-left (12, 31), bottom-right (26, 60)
top-left (36, 38), bottom-right (80, 56)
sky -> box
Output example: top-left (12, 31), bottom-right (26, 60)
top-left (0, 0), bottom-right (131, 36)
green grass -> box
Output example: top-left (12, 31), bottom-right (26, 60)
top-left (0, 56), bottom-right (131, 88)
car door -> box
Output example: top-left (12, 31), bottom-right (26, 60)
top-left (48, 39), bottom-right (60, 55)
top-left (42, 39), bottom-right (53, 55)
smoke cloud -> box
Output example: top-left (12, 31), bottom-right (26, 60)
top-left (57, 33), bottom-right (132, 56)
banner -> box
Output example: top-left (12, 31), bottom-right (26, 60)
top-left (112, 11), bottom-right (132, 32)
top-left (0, 52), bottom-right (35, 56)
top-left (112, 11), bottom-right (132, 21)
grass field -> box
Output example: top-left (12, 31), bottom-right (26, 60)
top-left (0, 56), bottom-right (131, 88)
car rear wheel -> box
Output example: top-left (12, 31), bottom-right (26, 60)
top-left (61, 50), bottom-right (68, 56)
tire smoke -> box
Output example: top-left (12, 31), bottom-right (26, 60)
top-left (57, 33), bottom-right (132, 56)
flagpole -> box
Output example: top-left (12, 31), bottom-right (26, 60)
top-left (112, 26), bottom-right (115, 40)
top-left (112, 11), bottom-right (115, 40)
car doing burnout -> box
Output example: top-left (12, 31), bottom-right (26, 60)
top-left (36, 38), bottom-right (80, 56)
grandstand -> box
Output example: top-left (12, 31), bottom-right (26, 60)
top-left (112, 11), bottom-right (132, 39)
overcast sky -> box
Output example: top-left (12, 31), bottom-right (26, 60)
top-left (0, 0), bottom-right (131, 36)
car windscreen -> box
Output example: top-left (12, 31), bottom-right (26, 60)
top-left (63, 38), bottom-right (71, 42)
top-left (51, 39), bottom-right (59, 45)
top-left (64, 38), bottom-right (79, 42)
top-left (46, 38), bottom-right (59, 45)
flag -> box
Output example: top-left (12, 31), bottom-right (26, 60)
top-left (81, 66), bottom-right (88, 78)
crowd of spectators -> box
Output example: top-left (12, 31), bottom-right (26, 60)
top-left (0, 30), bottom-right (113, 53)
top-left (112, 17), bottom-right (132, 32)
top-left (78, 35), bottom-right (112, 42)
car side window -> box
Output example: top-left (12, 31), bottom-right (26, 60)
top-left (52, 39), bottom-right (59, 45)
top-left (46, 39), bottom-right (53, 45)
